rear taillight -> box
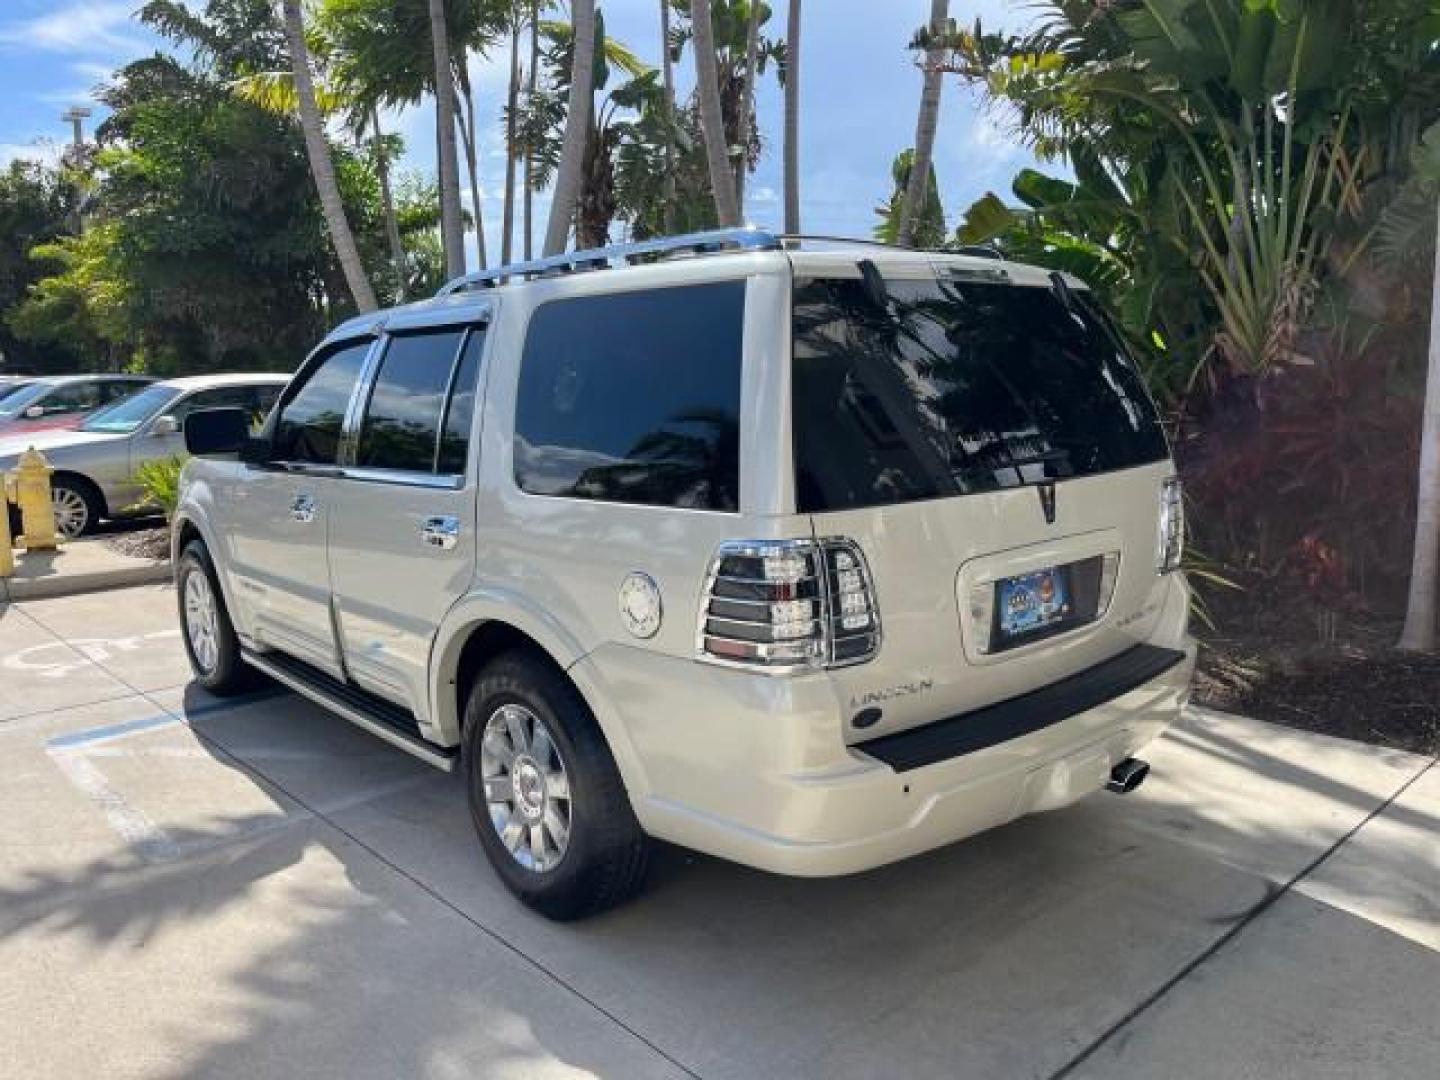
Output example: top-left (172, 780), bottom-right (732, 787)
top-left (1157, 477), bottom-right (1184, 573)
top-left (697, 538), bottom-right (881, 671)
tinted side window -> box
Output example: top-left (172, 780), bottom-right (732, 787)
top-left (514, 283), bottom-right (744, 511)
top-left (174, 386), bottom-right (279, 434)
top-left (356, 329), bottom-right (466, 472)
top-left (273, 341), bottom-right (370, 464)
top-left (103, 380), bottom-right (146, 403)
top-left (438, 330), bottom-right (484, 475)
top-left (40, 382), bottom-right (105, 414)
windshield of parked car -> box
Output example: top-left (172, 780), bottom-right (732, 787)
top-left (0, 382), bottom-right (54, 418)
top-left (0, 381), bottom-right (35, 404)
top-left (80, 385), bottom-right (179, 433)
top-left (790, 274), bottom-right (1169, 512)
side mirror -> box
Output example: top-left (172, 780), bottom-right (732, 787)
top-left (23, 405), bottom-right (44, 419)
top-left (150, 414), bottom-right (179, 437)
top-left (184, 407), bottom-right (250, 456)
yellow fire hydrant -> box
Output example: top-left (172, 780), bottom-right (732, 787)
top-left (13, 447), bottom-right (59, 552)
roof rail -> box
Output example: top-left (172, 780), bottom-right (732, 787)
top-left (436, 227), bottom-right (782, 295)
top-left (779, 234), bottom-right (900, 250)
top-left (953, 244), bottom-right (1005, 261)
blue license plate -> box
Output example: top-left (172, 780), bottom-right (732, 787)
top-left (996, 566), bottom-right (1073, 641)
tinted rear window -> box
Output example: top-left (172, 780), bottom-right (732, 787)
top-left (357, 329), bottom-right (466, 472)
top-left (514, 283), bottom-right (744, 511)
top-left (791, 276), bottom-right (1168, 513)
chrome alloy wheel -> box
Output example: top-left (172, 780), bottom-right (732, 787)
top-left (480, 703), bottom-right (571, 872)
top-left (51, 486), bottom-right (88, 538)
top-left (183, 570), bottom-right (220, 675)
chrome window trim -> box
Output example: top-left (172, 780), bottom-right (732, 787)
top-left (335, 466), bottom-right (464, 490)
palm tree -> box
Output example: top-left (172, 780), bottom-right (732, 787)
top-left (523, 0), bottom-right (540, 258)
top-left (1399, 198), bottom-right (1440, 651)
top-left (660, 0), bottom-right (678, 234)
top-left (281, 0), bottom-right (377, 311)
top-left (898, 0), bottom-right (947, 249)
top-left (428, 0), bottom-right (466, 276)
top-left (735, 0), bottom-right (760, 209)
top-left (690, 0), bottom-right (740, 226)
top-left (368, 107), bottom-right (408, 301)
top-left (501, 3), bottom-right (523, 263)
top-left (543, 0), bottom-right (596, 254)
top-left (783, 0), bottom-right (800, 233)
top-left (455, 61), bottom-right (489, 267)
top-left (229, 67), bottom-right (410, 303)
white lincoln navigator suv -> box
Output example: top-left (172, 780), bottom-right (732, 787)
top-left (174, 230), bottom-right (1195, 919)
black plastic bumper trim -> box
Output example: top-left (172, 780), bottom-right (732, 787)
top-left (855, 644), bottom-right (1188, 773)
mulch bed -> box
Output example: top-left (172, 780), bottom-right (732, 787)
top-left (100, 525), bottom-right (171, 562)
top-left (1194, 582), bottom-right (1440, 757)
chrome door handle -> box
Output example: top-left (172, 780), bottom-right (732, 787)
top-left (290, 494), bottom-right (317, 524)
top-left (421, 515), bottom-right (460, 550)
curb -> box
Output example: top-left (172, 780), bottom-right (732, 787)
top-left (0, 556), bottom-right (172, 602)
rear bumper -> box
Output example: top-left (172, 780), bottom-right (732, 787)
top-left (572, 637), bottom-right (1196, 879)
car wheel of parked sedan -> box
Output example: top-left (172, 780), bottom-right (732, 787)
top-left (177, 540), bottom-right (255, 695)
top-left (462, 650), bottom-right (651, 920)
top-left (50, 478), bottom-right (100, 539)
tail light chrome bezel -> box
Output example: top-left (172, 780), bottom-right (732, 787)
top-left (1157, 476), bottom-right (1185, 574)
top-left (695, 537), bottom-right (882, 673)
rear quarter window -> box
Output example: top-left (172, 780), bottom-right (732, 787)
top-left (513, 282), bottom-right (744, 511)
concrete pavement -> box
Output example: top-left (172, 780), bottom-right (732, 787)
top-left (0, 584), bottom-right (1435, 1079)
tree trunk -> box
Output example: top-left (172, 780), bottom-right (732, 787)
top-left (457, 62), bottom-right (488, 267)
top-left (898, 0), bottom-right (947, 249)
top-left (783, 0), bottom-right (801, 234)
top-left (543, 0), bottom-right (596, 255)
top-left (282, 0), bottom-right (377, 312)
top-left (524, 1), bottom-right (538, 260)
top-left (735, 0), bottom-right (761, 213)
top-left (1398, 198), bottom-right (1440, 652)
top-left (371, 108), bottom-right (407, 302)
top-left (691, 0), bottom-right (740, 227)
top-left (502, 17), bottom-right (521, 264)
top-left (428, 0), bottom-right (465, 278)
top-left (660, 0), bottom-right (677, 234)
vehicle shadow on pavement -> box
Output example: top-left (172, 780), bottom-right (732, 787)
top-left (5, 688), bottom-right (1435, 1080)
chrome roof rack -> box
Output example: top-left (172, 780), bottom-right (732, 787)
top-left (435, 227), bottom-right (782, 295)
top-left (953, 244), bottom-right (1005, 260)
top-left (778, 234), bottom-right (900, 250)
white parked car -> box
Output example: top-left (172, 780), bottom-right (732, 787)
top-left (0, 374), bottom-right (286, 537)
top-left (172, 230), bottom-right (1195, 919)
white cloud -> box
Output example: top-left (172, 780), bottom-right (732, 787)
top-left (70, 60), bottom-right (116, 82)
top-left (0, 139), bottom-right (65, 168)
top-left (0, 2), bottom-right (145, 56)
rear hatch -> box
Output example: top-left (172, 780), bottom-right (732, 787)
top-left (789, 262), bottom-right (1176, 744)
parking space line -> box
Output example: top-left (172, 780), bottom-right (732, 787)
top-left (47, 713), bottom-right (182, 750)
top-left (47, 748), bottom-right (182, 863)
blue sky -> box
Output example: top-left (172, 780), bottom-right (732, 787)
top-left (0, 0), bottom-right (1043, 255)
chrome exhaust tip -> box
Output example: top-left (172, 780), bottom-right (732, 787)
top-left (1107, 757), bottom-right (1150, 794)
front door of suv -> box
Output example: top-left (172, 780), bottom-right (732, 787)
top-left (228, 340), bottom-right (373, 678)
top-left (327, 324), bottom-right (484, 716)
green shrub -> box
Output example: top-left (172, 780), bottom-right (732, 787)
top-left (130, 455), bottom-right (186, 519)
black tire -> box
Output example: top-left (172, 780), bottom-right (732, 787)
top-left (50, 476), bottom-right (103, 539)
top-left (462, 650), bottom-right (650, 920)
top-left (176, 540), bottom-right (255, 695)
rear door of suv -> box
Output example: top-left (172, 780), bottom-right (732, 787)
top-left (327, 317), bottom-right (487, 714)
top-left (789, 263), bottom-right (1176, 744)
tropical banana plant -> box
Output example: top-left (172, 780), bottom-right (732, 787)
top-left (927, 0), bottom-right (1438, 381)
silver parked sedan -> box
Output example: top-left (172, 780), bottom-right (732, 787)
top-left (0, 373), bottom-right (287, 537)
